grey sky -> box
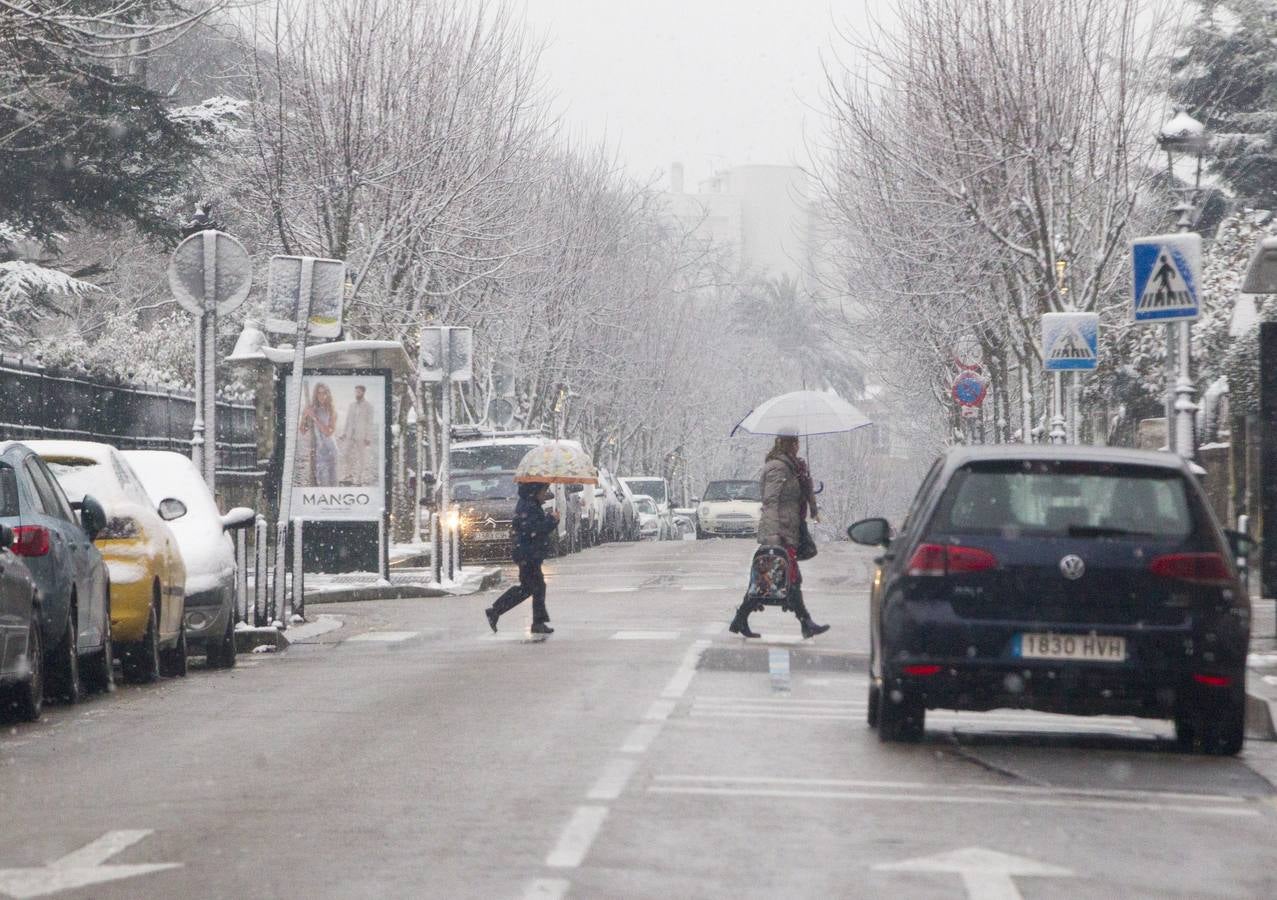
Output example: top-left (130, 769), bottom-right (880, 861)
top-left (519, 0), bottom-right (876, 191)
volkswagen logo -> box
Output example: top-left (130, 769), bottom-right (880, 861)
top-left (1059, 555), bottom-right (1086, 580)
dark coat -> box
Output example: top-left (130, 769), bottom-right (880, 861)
top-left (511, 483), bottom-right (557, 563)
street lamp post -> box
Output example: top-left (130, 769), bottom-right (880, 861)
top-left (1157, 109), bottom-right (1210, 459)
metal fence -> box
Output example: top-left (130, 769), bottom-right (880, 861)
top-left (0, 354), bottom-right (257, 470)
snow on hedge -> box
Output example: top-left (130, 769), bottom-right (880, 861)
top-left (0, 260), bottom-right (101, 305)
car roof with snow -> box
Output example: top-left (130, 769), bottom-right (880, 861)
top-left (20, 439), bottom-right (118, 464)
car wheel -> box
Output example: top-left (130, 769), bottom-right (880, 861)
top-left (877, 683), bottom-right (924, 743)
top-left (82, 589), bottom-right (114, 694)
top-left (867, 680), bottom-right (880, 728)
top-left (1175, 683), bottom-right (1245, 756)
top-left (45, 605), bottom-right (82, 704)
top-left (122, 603), bottom-right (161, 684)
top-left (159, 623), bottom-right (188, 678)
top-left (10, 612), bottom-right (43, 722)
top-left (205, 609), bottom-right (238, 670)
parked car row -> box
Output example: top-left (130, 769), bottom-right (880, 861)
top-left (0, 440), bottom-right (253, 723)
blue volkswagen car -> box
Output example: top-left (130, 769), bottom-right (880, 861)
top-left (849, 445), bottom-right (1250, 754)
top-left (0, 442), bottom-right (111, 702)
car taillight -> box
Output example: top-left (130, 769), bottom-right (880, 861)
top-left (12, 525), bottom-right (50, 557)
top-left (906, 543), bottom-right (998, 576)
top-left (98, 516), bottom-right (139, 540)
top-left (1148, 552), bottom-right (1232, 586)
top-left (903, 664), bottom-right (942, 676)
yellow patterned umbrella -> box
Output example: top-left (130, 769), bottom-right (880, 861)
top-left (514, 441), bottom-right (599, 484)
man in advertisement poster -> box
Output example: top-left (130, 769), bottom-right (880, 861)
top-left (340, 384), bottom-right (379, 485)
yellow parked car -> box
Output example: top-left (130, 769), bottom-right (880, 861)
top-left (26, 441), bottom-right (188, 683)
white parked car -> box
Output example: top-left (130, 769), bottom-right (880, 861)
top-left (632, 494), bottom-right (667, 541)
top-left (696, 479), bottom-right (763, 538)
top-left (594, 468), bottom-right (625, 542)
top-left (123, 451), bottom-right (255, 668)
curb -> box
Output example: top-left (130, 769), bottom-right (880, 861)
top-left (1246, 677), bottom-right (1277, 742)
top-left (302, 568), bottom-right (504, 606)
top-left (235, 627), bottom-right (290, 654)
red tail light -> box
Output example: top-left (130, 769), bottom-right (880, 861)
top-left (12, 525), bottom-right (50, 557)
top-left (1148, 552), bottom-right (1232, 586)
top-left (1192, 673), bottom-right (1233, 688)
top-left (903, 664), bottom-right (942, 676)
top-left (907, 543), bottom-right (998, 576)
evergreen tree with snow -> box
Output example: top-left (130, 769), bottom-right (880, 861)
top-left (1172, 0), bottom-right (1277, 208)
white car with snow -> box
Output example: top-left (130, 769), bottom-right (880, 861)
top-left (632, 494), bottom-right (668, 541)
top-left (123, 451), bottom-right (255, 668)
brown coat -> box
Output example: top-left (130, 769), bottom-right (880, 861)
top-left (758, 454), bottom-right (802, 547)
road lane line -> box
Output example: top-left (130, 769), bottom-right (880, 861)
top-left (662, 640), bottom-right (711, 699)
top-left (346, 631), bottom-right (418, 643)
top-left (522, 878), bottom-right (570, 900)
top-left (587, 758), bottom-right (638, 800)
top-left (678, 584), bottom-right (730, 591)
top-left (652, 775), bottom-right (1250, 804)
top-left (621, 722), bottom-right (663, 754)
top-left (700, 622), bottom-right (724, 635)
top-left (610, 631), bottom-right (679, 640)
top-left (546, 806), bottom-right (609, 868)
top-left (589, 587), bottom-right (639, 593)
top-left (646, 786), bottom-right (1259, 816)
top-left (769, 648), bottom-right (791, 693)
top-left (645, 699), bottom-right (678, 721)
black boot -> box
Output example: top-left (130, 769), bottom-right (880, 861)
top-left (485, 607), bottom-right (499, 633)
top-left (729, 603), bottom-right (760, 638)
top-left (531, 621), bottom-right (554, 635)
top-left (789, 590), bottom-right (830, 639)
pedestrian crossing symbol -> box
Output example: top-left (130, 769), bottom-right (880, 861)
top-left (1131, 232), bottom-right (1201, 322)
top-left (1041, 312), bottom-right (1099, 372)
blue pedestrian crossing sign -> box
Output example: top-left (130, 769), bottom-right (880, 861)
top-left (1131, 232), bottom-right (1201, 322)
top-left (1042, 312), bottom-right (1099, 372)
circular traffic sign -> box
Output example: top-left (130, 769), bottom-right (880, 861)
top-left (168, 230), bottom-right (252, 315)
top-left (952, 372), bottom-right (988, 408)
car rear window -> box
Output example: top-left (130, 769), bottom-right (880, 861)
top-left (931, 459), bottom-right (1194, 539)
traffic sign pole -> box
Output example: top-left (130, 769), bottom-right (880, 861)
top-left (201, 233), bottom-right (219, 489)
top-left (439, 334), bottom-right (453, 583)
top-left (1050, 372), bottom-right (1067, 444)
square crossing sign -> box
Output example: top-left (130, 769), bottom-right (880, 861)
top-left (1042, 312), bottom-right (1099, 372)
top-left (1131, 232), bottom-right (1201, 322)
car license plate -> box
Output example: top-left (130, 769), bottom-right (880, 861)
top-left (474, 531), bottom-right (507, 542)
top-left (1018, 632), bottom-right (1125, 662)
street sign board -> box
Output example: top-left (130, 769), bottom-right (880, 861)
top-left (1042, 311), bottom-right (1099, 371)
top-left (419, 326), bottom-right (473, 383)
top-left (265, 255), bottom-right (346, 338)
top-left (1131, 233), bottom-right (1201, 322)
top-left (168, 230), bottom-right (251, 315)
top-left (952, 371), bottom-right (987, 408)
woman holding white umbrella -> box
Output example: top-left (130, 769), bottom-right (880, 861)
top-left (730, 432), bottom-right (829, 639)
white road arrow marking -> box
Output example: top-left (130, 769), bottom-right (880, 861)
top-left (874, 846), bottom-right (1073, 900)
top-left (0, 830), bottom-right (180, 899)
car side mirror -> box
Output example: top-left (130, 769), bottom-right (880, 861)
top-left (690, 496), bottom-right (700, 505)
top-left (221, 507), bottom-right (257, 531)
top-left (848, 517), bottom-right (891, 547)
top-left (594, 488), bottom-right (605, 497)
top-left (79, 495), bottom-right (107, 541)
top-left (0, 524), bottom-right (12, 549)
top-left (158, 497), bottom-right (188, 521)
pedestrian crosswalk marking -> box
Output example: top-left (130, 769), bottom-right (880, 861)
top-left (648, 775), bottom-right (1257, 817)
top-left (347, 631), bottom-right (418, 643)
top-left (611, 631), bottom-right (679, 640)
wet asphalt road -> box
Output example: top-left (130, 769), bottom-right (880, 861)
top-left (1, 538), bottom-right (1276, 899)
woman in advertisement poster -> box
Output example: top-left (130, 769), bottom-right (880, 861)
top-left (300, 381), bottom-right (339, 486)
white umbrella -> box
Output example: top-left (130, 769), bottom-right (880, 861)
top-left (731, 390), bottom-right (872, 437)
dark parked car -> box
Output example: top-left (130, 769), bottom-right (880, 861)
top-left (0, 443), bottom-right (111, 703)
top-left (849, 445), bottom-right (1250, 755)
top-left (0, 523), bottom-right (42, 721)
top-left (449, 471), bottom-right (521, 559)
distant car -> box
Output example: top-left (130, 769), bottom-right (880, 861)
top-left (449, 470), bottom-right (520, 559)
top-left (123, 451), bottom-right (255, 669)
top-left (594, 468), bottom-right (625, 543)
top-left (0, 442), bottom-right (112, 702)
top-left (28, 441), bottom-right (189, 683)
top-left (623, 477), bottom-right (675, 539)
top-left (633, 495), bottom-right (663, 540)
top-left (850, 445), bottom-right (1250, 755)
top-left (614, 477), bottom-right (641, 542)
top-left (0, 524), bottom-right (44, 721)
top-left (696, 479), bottom-right (762, 538)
